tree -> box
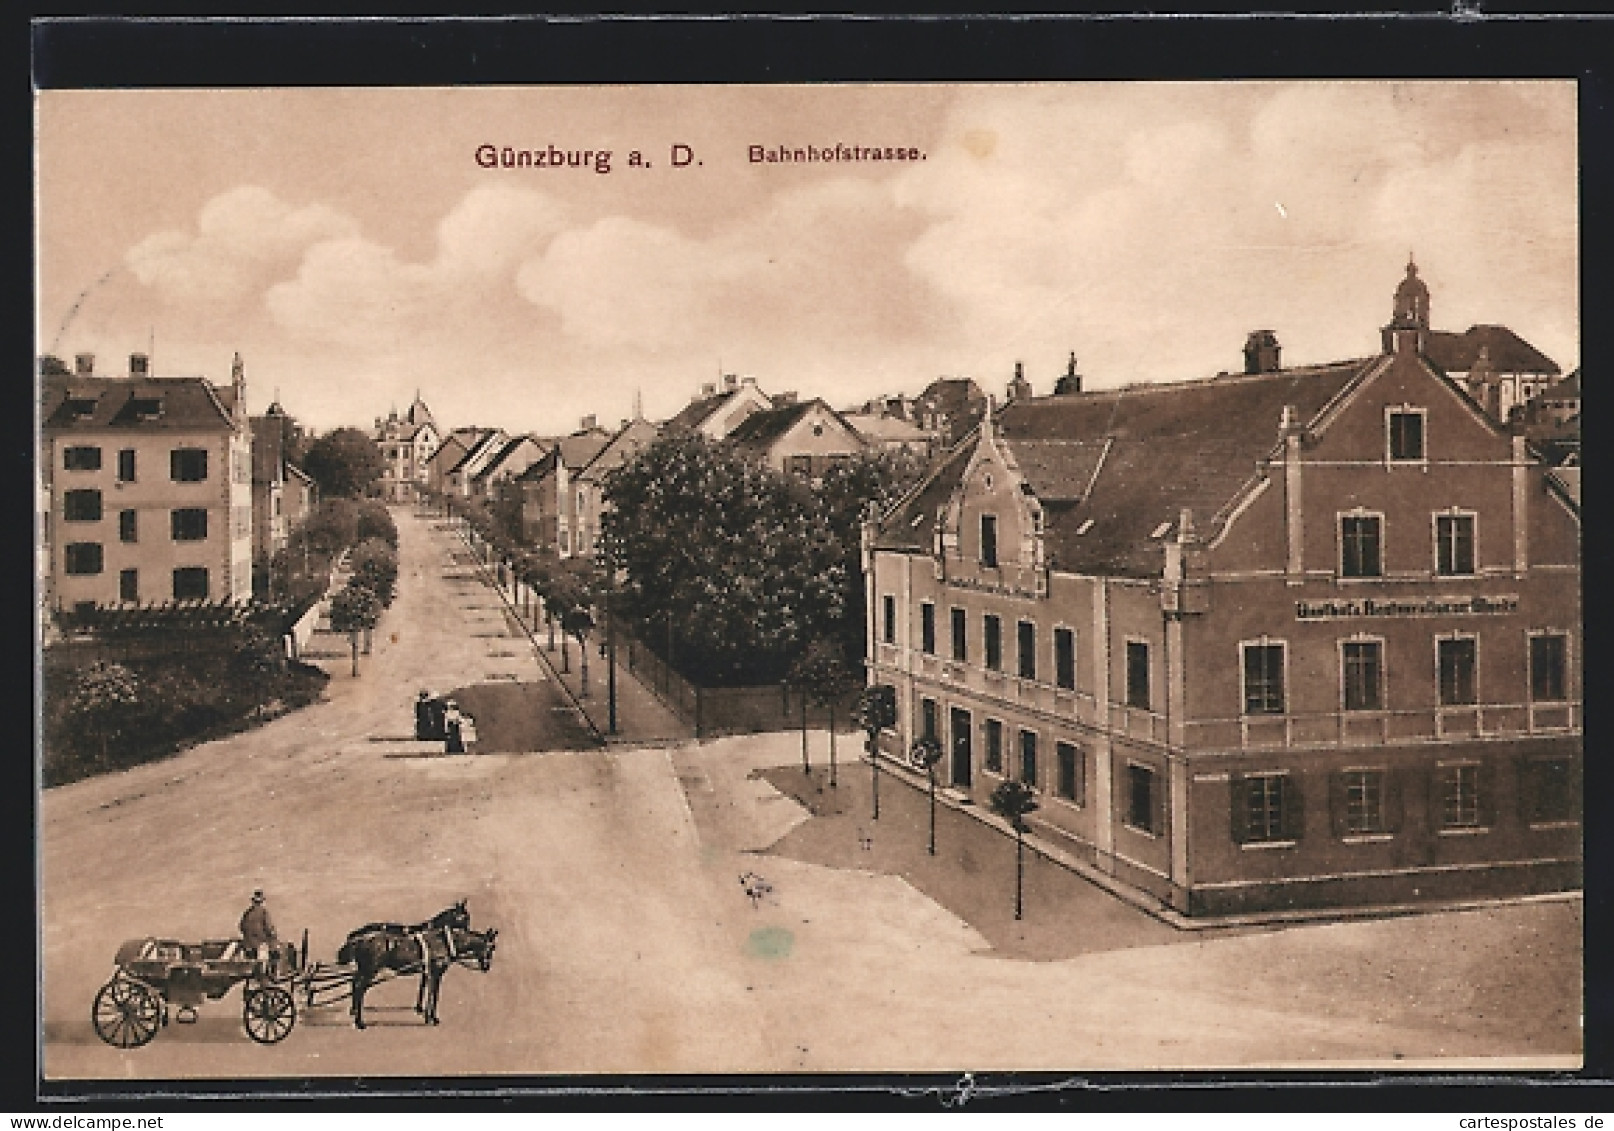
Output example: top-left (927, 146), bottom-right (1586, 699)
top-left (349, 538), bottom-right (399, 608)
top-left (852, 684), bottom-right (897, 820)
top-left (68, 662), bottom-right (141, 769)
top-left (910, 735), bottom-right (944, 856)
top-left (788, 637), bottom-right (859, 785)
top-left (602, 433), bottom-right (842, 686)
top-left (989, 780), bottom-right (1040, 921)
top-left (302, 427), bottom-right (385, 499)
top-left (329, 583), bottom-right (381, 677)
top-left (355, 500), bottom-right (399, 548)
top-left (298, 498), bottom-right (360, 555)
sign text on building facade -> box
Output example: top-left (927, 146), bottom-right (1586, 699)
top-left (1295, 595), bottom-right (1520, 621)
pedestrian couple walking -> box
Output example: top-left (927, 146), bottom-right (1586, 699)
top-left (415, 689), bottom-right (466, 753)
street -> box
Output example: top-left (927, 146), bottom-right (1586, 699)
top-left (40, 509), bottom-right (1582, 1078)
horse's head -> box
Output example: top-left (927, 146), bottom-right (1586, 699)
top-left (433, 900), bottom-right (471, 932)
top-left (460, 926), bottom-right (496, 972)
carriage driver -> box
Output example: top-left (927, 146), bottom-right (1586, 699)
top-left (240, 889), bottom-right (279, 969)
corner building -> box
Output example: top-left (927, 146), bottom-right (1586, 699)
top-left (866, 284), bottom-right (1581, 916)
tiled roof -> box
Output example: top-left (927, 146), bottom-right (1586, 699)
top-left (844, 412), bottom-right (930, 443)
top-left (1426, 325), bottom-right (1560, 377)
top-left (664, 390), bottom-right (736, 433)
top-left (578, 419), bottom-right (661, 482)
top-left (471, 435), bottom-right (543, 482)
top-left (725, 401), bottom-right (817, 450)
top-left (877, 359), bottom-right (1375, 577)
top-left (41, 374), bottom-right (237, 433)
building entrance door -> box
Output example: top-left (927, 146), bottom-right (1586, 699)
top-left (950, 707), bottom-right (973, 787)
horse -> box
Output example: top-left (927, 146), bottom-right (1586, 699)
top-left (338, 923), bottom-right (497, 1030)
top-left (342, 899), bottom-right (470, 947)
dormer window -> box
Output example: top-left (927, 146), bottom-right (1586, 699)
top-left (979, 514), bottom-right (998, 568)
top-left (130, 397), bottom-right (163, 420)
top-left (67, 397), bottom-right (97, 417)
top-left (1387, 407), bottom-right (1426, 463)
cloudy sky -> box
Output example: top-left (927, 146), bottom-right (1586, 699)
top-left (36, 82), bottom-right (1577, 436)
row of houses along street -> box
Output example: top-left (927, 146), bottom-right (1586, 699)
top-left (39, 259), bottom-right (1581, 927)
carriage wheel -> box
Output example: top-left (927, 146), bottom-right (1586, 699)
top-left (93, 978), bottom-right (161, 1048)
top-left (243, 985), bottom-right (296, 1044)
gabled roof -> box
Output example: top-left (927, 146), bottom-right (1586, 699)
top-left (285, 461), bottom-right (313, 485)
top-left (446, 429), bottom-right (508, 477)
top-left (578, 419), bottom-right (661, 483)
top-left (876, 359), bottom-right (1375, 576)
top-left (664, 389), bottom-right (739, 433)
top-left (725, 400), bottom-right (818, 449)
top-left (727, 399), bottom-right (863, 457)
top-left (41, 374), bottom-right (239, 433)
top-left (1426, 325), bottom-right (1560, 377)
top-left (471, 434), bottom-right (545, 483)
top-left (514, 429), bottom-right (612, 484)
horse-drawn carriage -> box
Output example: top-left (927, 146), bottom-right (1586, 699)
top-left (93, 937), bottom-right (302, 1047)
top-left (91, 902), bottom-right (498, 1048)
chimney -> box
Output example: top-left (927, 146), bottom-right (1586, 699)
top-left (74, 352), bottom-right (94, 376)
top-left (741, 375), bottom-right (757, 386)
top-left (1007, 361), bottom-right (1032, 402)
top-left (776, 391), bottom-right (798, 405)
top-left (700, 382), bottom-right (717, 398)
top-left (1243, 330), bottom-right (1281, 374)
top-left (580, 414), bottom-right (597, 431)
top-left (724, 373), bottom-right (739, 391)
top-left (129, 352), bottom-right (149, 377)
top-left (1054, 352), bottom-right (1083, 395)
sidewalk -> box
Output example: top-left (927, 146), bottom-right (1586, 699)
top-left (513, 606), bottom-right (693, 747)
top-left (452, 524), bottom-right (693, 748)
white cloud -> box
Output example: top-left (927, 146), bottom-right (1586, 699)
top-left (126, 185), bottom-right (357, 310)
